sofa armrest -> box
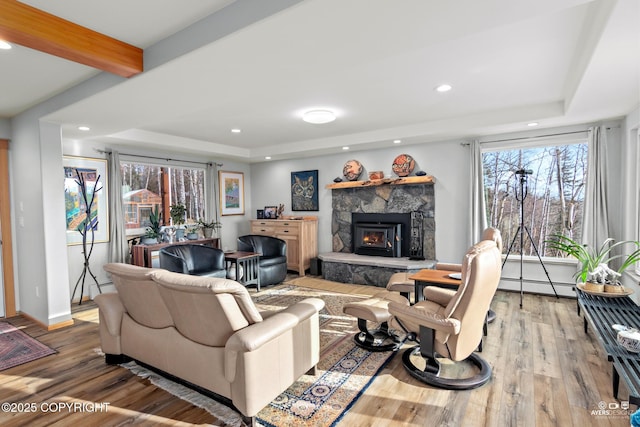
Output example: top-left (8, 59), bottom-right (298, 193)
top-left (94, 293), bottom-right (126, 336)
top-left (159, 250), bottom-right (188, 274)
top-left (224, 297), bottom-right (324, 382)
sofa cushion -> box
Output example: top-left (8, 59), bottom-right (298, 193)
top-left (150, 270), bottom-right (263, 347)
top-left (103, 263), bottom-right (174, 329)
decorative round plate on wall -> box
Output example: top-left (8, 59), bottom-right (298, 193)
top-left (343, 159), bottom-right (363, 181)
top-left (392, 154), bottom-right (415, 177)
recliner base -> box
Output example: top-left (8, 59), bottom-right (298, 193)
top-left (402, 346), bottom-right (492, 390)
top-left (352, 319), bottom-right (401, 352)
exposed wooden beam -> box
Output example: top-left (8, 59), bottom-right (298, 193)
top-left (0, 0), bottom-right (143, 77)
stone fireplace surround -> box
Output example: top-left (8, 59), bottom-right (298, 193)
top-left (320, 180), bottom-right (436, 287)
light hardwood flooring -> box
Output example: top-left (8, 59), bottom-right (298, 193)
top-left (0, 277), bottom-right (632, 426)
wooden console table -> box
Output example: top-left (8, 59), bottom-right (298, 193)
top-left (132, 238), bottom-right (220, 268)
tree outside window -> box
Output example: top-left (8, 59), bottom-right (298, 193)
top-left (482, 143), bottom-right (588, 257)
top-left (120, 162), bottom-right (206, 235)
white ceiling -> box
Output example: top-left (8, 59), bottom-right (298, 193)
top-left (2, 0), bottom-right (639, 162)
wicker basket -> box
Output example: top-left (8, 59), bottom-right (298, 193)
top-left (582, 281), bottom-right (605, 292)
top-left (604, 283), bottom-right (626, 294)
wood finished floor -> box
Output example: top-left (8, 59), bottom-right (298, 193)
top-left (0, 277), bottom-right (632, 426)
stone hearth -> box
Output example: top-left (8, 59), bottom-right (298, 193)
top-left (318, 252), bottom-right (435, 288)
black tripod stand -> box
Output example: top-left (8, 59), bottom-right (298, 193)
top-left (502, 169), bottom-right (558, 308)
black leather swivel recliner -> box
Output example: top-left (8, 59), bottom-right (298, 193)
top-left (159, 244), bottom-right (226, 278)
top-left (237, 235), bottom-right (287, 287)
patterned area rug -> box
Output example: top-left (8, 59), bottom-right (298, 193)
top-left (253, 282), bottom-right (395, 426)
top-left (121, 280), bottom-right (395, 426)
top-left (0, 322), bottom-right (56, 371)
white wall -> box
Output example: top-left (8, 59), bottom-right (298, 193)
top-left (0, 119), bottom-right (10, 138)
top-left (620, 106), bottom-right (640, 302)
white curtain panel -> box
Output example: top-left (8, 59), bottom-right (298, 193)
top-left (205, 163), bottom-right (219, 223)
top-left (582, 126), bottom-right (610, 249)
top-left (108, 150), bottom-right (129, 263)
top-left (469, 140), bottom-right (488, 247)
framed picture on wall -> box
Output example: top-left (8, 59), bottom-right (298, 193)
top-left (63, 156), bottom-right (109, 245)
top-left (219, 171), bottom-right (245, 216)
top-left (291, 169), bottom-right (319, 211)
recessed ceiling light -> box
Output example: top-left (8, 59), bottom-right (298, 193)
top-left (303, 109), bottom-right (336, 124)
top-left (231, 128), bottom-right (241, 133)
top-left (527, 122), bottom-right (539, 127)
top-left (393, 139), bottom-right (402, 144)
top-left (265, 156), bottom-right (271, 160)
top-left (342, 146), bottom-right (349, 150)
top-left (0, 41), bottom-right (12, 50)
top-left (78, 126), bottom-right (90, 131)
top-left (435, 84), bottom-right (452, 93)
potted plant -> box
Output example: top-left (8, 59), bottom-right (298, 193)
top-left (546, 234), bottom-right (640, 293)
top-left (142, 206), bottom-right (162, 245)
top-left (170, 203), bottom-right (186, 239)
top-left (185, 224), bottom-right (200, 240)
top-left (198, 219), bottom-right (222, 238)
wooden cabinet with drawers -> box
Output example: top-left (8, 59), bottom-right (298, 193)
top-left (249, 218), bottom-right (318, 276)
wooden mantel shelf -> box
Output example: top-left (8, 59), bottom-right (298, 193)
top-left (325, 175), bottom-right (435, 189)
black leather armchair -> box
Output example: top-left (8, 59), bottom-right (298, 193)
top-left (159, 244), bottom-right (226, 278)
top-left (237, 235), bottom-right (287, 287)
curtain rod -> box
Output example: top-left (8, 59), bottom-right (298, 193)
top-left (95, 148), bottom-right (223, 167)
top-left (461, 129), bottom-right (591, 146)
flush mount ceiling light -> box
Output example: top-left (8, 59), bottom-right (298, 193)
top-left (78, 126), bottom-right (90, 131)
top-left (527, 122), bottom-right (539, 127)
top-left (393, 139), bottom-right (402, 144)
top-left (0, 41), bottom-right (12, 50)
top-left (303, 109), bottom-right (336, 124)
top-left (231, 128), bottom-right (241, 133)
top-left (435, 84), bottom-right (452, 93)
top-left (342, 146), bottom-right (350, 150)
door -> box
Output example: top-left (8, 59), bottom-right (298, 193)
top-left (0, 139), bottom-right (15, 317)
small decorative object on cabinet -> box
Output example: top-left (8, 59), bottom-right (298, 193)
top-left (264, 206), bottom-right (278, 219)
top-left (249, 217), bottom-right (318, 276)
